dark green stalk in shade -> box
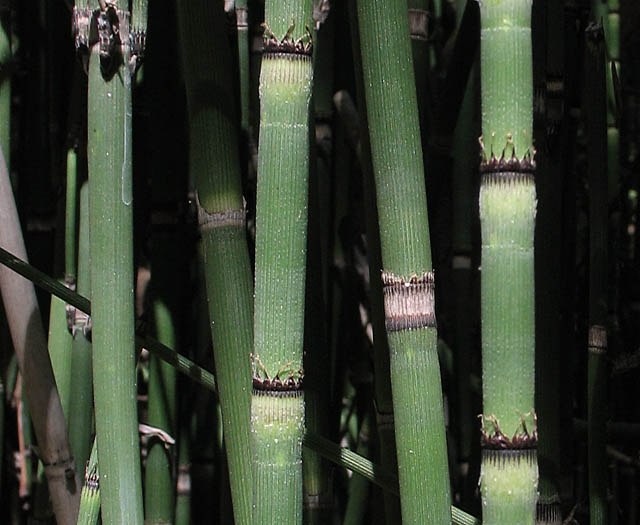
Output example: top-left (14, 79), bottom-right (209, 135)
top-left (585, 21), bottom-right (608, 525)
top-left (144, 248), bottom-right (178, 524)
top-left (344, 5), bottom-right (401, 518)
top-left (235, 0), bottom-right (250, 133)
top-left (0, 245), bottom-right (218, 392)
top-left (86, 1), bottom-right (143, 522)
top-left (176, 1), bottom-right (254, 522)
top-left (251, 0), bottom-right (313, 521)
top-left (343, 411), bottom-right (372, 525)
top-left (478, 1), bottom-right (538, 523)
top-left (174, 423), bottom-right (191, 525)
top-left (533, 2), bottom-right (565, 522)
top-left (0, 241), bottom-right (482, 523)
top-left (68, 182), bottom-right (94, 476)
top-left (356, 0), bottom-right (451, 520)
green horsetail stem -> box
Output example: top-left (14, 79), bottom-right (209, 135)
top-left (252, 0), bottom-right (313, 520)
top-left (176, 1), bottom-right (254, 522)
top-left (344, 6), bottom-right (401, 519)
top-left (77, 440), bottom-right (101, 525)
top-left (85, 2), bottom-right (143, 523)
top-left (478, 1), bottom-right (538, 524)
top-left (144, 244), bottom-right (179, 523)
top-left (0, 242), bottom-right (483, 524)
top-left (47, 148), bottom-right (80, 423)
top-left (356, 0), bottom-right (451, 521)
top-left (68, 182), bottom-right (94, 476)
top-left (236, 0), bottom-right (250, 133)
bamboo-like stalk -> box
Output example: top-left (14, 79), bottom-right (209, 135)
top-left (143, 257), bottom-right (178, 524)
top-left (236, 0), bottom-right (251, 134)
top-left (0, 235), bottom-right (483, 524)
top-left (478, 1), bottom-right (538, 523)
top-left (585, 21), bottom-right (608, 525)
top-left (0, 245), bottom-right (218, 392)
top-left (0, 132), bottom-right (80, 523)
top-left (303, 18), bottom-right (335, 518)
top-left (175, 1), bottom-right (254, 523)
top-left (356, 0), bottom-right (451, 521)
top-left (46, 151), bottom-right (79, 422)
top-left (85, 1), bottom-right (143, 522)
top-left (344, 6), bottom-right (402, 519)
top-left (77, 440), bottom-right (100, 525)
top-left (68, 182), bottom-right (94, 476)
top-left (142, 2), bottom-right (179, 520)
top-left (251, 0), bottom-right (313, 520)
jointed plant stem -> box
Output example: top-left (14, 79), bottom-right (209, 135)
top-left (355, 0), bottom-right (451, 520)
top-left (86, 2), bottom-right (143, 522)
top-left (478, 1), bottom-right (538, 523)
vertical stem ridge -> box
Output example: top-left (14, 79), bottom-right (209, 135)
top-left (251, 392), bottom-right (305, 523)
top-left (87, 7), bottom-right (144, 522)
top-left (355, 0), bottom-right (451, 520)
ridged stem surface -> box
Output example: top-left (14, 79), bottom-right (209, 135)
top-left (77, 440), bottom-right (100, 525)
top-left (480, 1), bottom-right (534, 160)
top-left (176, 1), bottom-right (254, 522)
top-left (355, 0), bottom-right (451, 521)
top-left (87, 12), bottom-right (144, 522)
top-left (479, 2), bottom-right (538, 524)
top-left (481, 450), bottom-right (539, 524)
top-left (252, 0), bottom-right (313, 518)
top-left (252, 393), bottom-right (305, 523)
top-left (68, 182), bottom-right (93, 476)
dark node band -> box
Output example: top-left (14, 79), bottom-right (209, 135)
top-left (252, 385), bottom-right (304, 398)
top-left (480, 152), bottom-right (536, 174)
top-left (262, 38), bottom-right (313, 56)
top-left (480, 425), bottom-right (538, 450)
top-left (481, 448), bottom-right (537, 466)
top-left (480, 171), bottom-right (535, 187)
top-left (252, 375), bottom-right (303, 393)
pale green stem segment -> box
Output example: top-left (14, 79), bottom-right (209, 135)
top-left (47, 291), bottom-right (73, 419)
top-left (479, 175), bottom-right (536, 435)
top-left (68, 182), bottom-right (94, 477)
top-left (355, 0), bottom-right (451, 521)
top-left (65, 149), bottom-right (78, 283)
top-left (254, 54), bottom-right (312, 375)
top-left (481, 450), bottom-right (539, 524)
top-left (252, 392), bottom-right (305, 523)
top-left (252, 0), bottom-right (313, 519)
top-left (480, 0), bottom-right (534, 160)
top-left (77, 440), bottom-right (101, 525)
top-left (87, 6), bottom-right (143, 523)
top-left (479, 1), bottom-right (538, 524)
top-left (176, 0), bottom-right (254, 522)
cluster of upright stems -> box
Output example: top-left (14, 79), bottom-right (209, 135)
top-left (52, 0), bottom-right (539, 523)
